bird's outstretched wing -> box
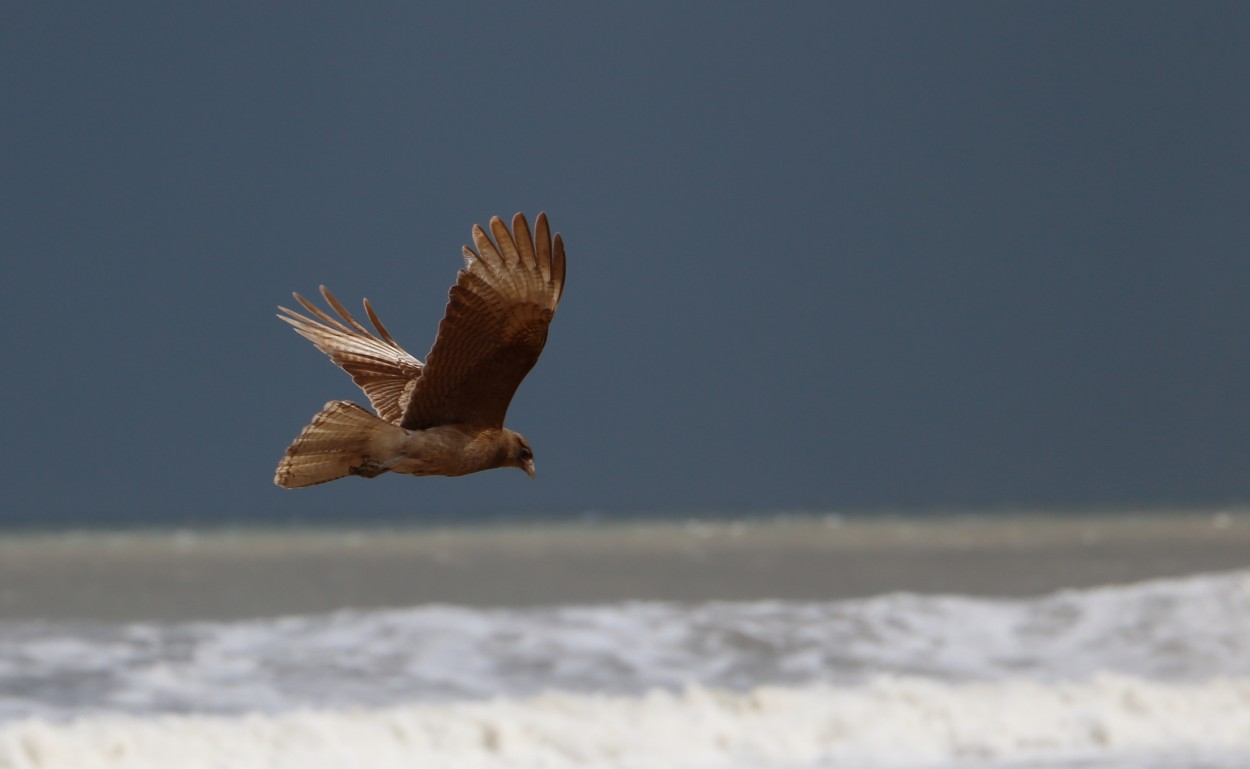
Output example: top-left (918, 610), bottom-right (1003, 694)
top-left (278, 287), bottom-right (424, 424)
top-left (401, 212), bottom-right (565, 430)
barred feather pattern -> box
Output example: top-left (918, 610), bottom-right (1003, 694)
top-left (277, 287), bottom-right (423, 424)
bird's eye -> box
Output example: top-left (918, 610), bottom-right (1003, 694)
top-left (520, 447), bottom-right (532, 460)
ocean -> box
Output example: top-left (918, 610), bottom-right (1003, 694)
top-left (0, 512), bottom-right (1248, 769)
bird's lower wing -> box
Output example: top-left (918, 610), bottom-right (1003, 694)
top-left (278, 286), bottom-right (424, 424)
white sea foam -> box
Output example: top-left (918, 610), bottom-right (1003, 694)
top-left (3, 571), bottom-right (1250, 767)
top-left (3, 570), bottom-right (1250, 722)
top-left (2, 676), bottom-right (1250, 769)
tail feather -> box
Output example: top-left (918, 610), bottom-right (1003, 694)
top-left (274, 401), bottom-right (404, 488)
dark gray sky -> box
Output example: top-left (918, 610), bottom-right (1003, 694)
top-left (3, 4), bottom-right (1248, 525)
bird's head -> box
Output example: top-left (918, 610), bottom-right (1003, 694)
top-left (503, 430), bottom-right (536, 478)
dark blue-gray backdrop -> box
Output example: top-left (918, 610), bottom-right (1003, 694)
top-left (3, 3), bottom-right (1248, 525)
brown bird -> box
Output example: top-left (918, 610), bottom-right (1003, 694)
top-left (273, 212), bottom-right (565, 488)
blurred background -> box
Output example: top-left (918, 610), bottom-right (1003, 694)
top-left (4, 7), bottom-right (1250, 767)
top-left (2, 3), bottom-right (1247, 527)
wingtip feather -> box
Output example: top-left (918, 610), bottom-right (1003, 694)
top-left (509, 212), bottom-right (540, 278)
top-left (552, 233), bottom-right (566, 305)
top-left (471, 224), bottom-right (505, 271)
top-left (363, 298), bottom-right (400, 346)
top-left (534, 214), bottom-right (552, 283)
top-left (489, 216), bottom-right (520, 267)
top-left (319, 286), bottom-right (374, 337)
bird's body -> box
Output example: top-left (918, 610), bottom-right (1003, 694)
top-left (274, 213), bottom-right (564, 488)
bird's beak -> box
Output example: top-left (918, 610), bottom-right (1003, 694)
top-left (522, 459), bottom-right (536, 479)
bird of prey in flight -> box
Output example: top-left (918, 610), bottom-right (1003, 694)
top-left (274, 212), bottom-right (566, 488)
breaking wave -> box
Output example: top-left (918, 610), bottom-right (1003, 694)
top-left (2, 570), bottom-right (1250, 767)
top-left (3, 676), bottom-right (1250, 769)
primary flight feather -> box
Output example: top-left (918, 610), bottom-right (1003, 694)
top-left (274, 212), bottom-right (566, 488)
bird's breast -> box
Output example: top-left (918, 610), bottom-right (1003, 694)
top-left (389, 424), bottom-right (502, 477)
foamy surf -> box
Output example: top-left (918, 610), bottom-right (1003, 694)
top-left (3, 676), bottom-right (1250, 769)
top-left (4, 570), bottom-right (1250, 721)
top-left (3, 570), bottom-right (1250, 768)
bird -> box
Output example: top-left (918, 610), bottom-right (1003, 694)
top-left (273, 212), bottom-right (565, 488)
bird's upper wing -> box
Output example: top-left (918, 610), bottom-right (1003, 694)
top-left (278, 286), bottom-right (424, 424)
top-left (400, 212), bottom-right (565, 430)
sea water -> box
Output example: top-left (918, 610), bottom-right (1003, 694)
top-left (2, 569), bottom-right (1249, 768)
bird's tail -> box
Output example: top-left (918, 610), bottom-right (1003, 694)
top-left (274, 400), bottom-right (405, 488)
